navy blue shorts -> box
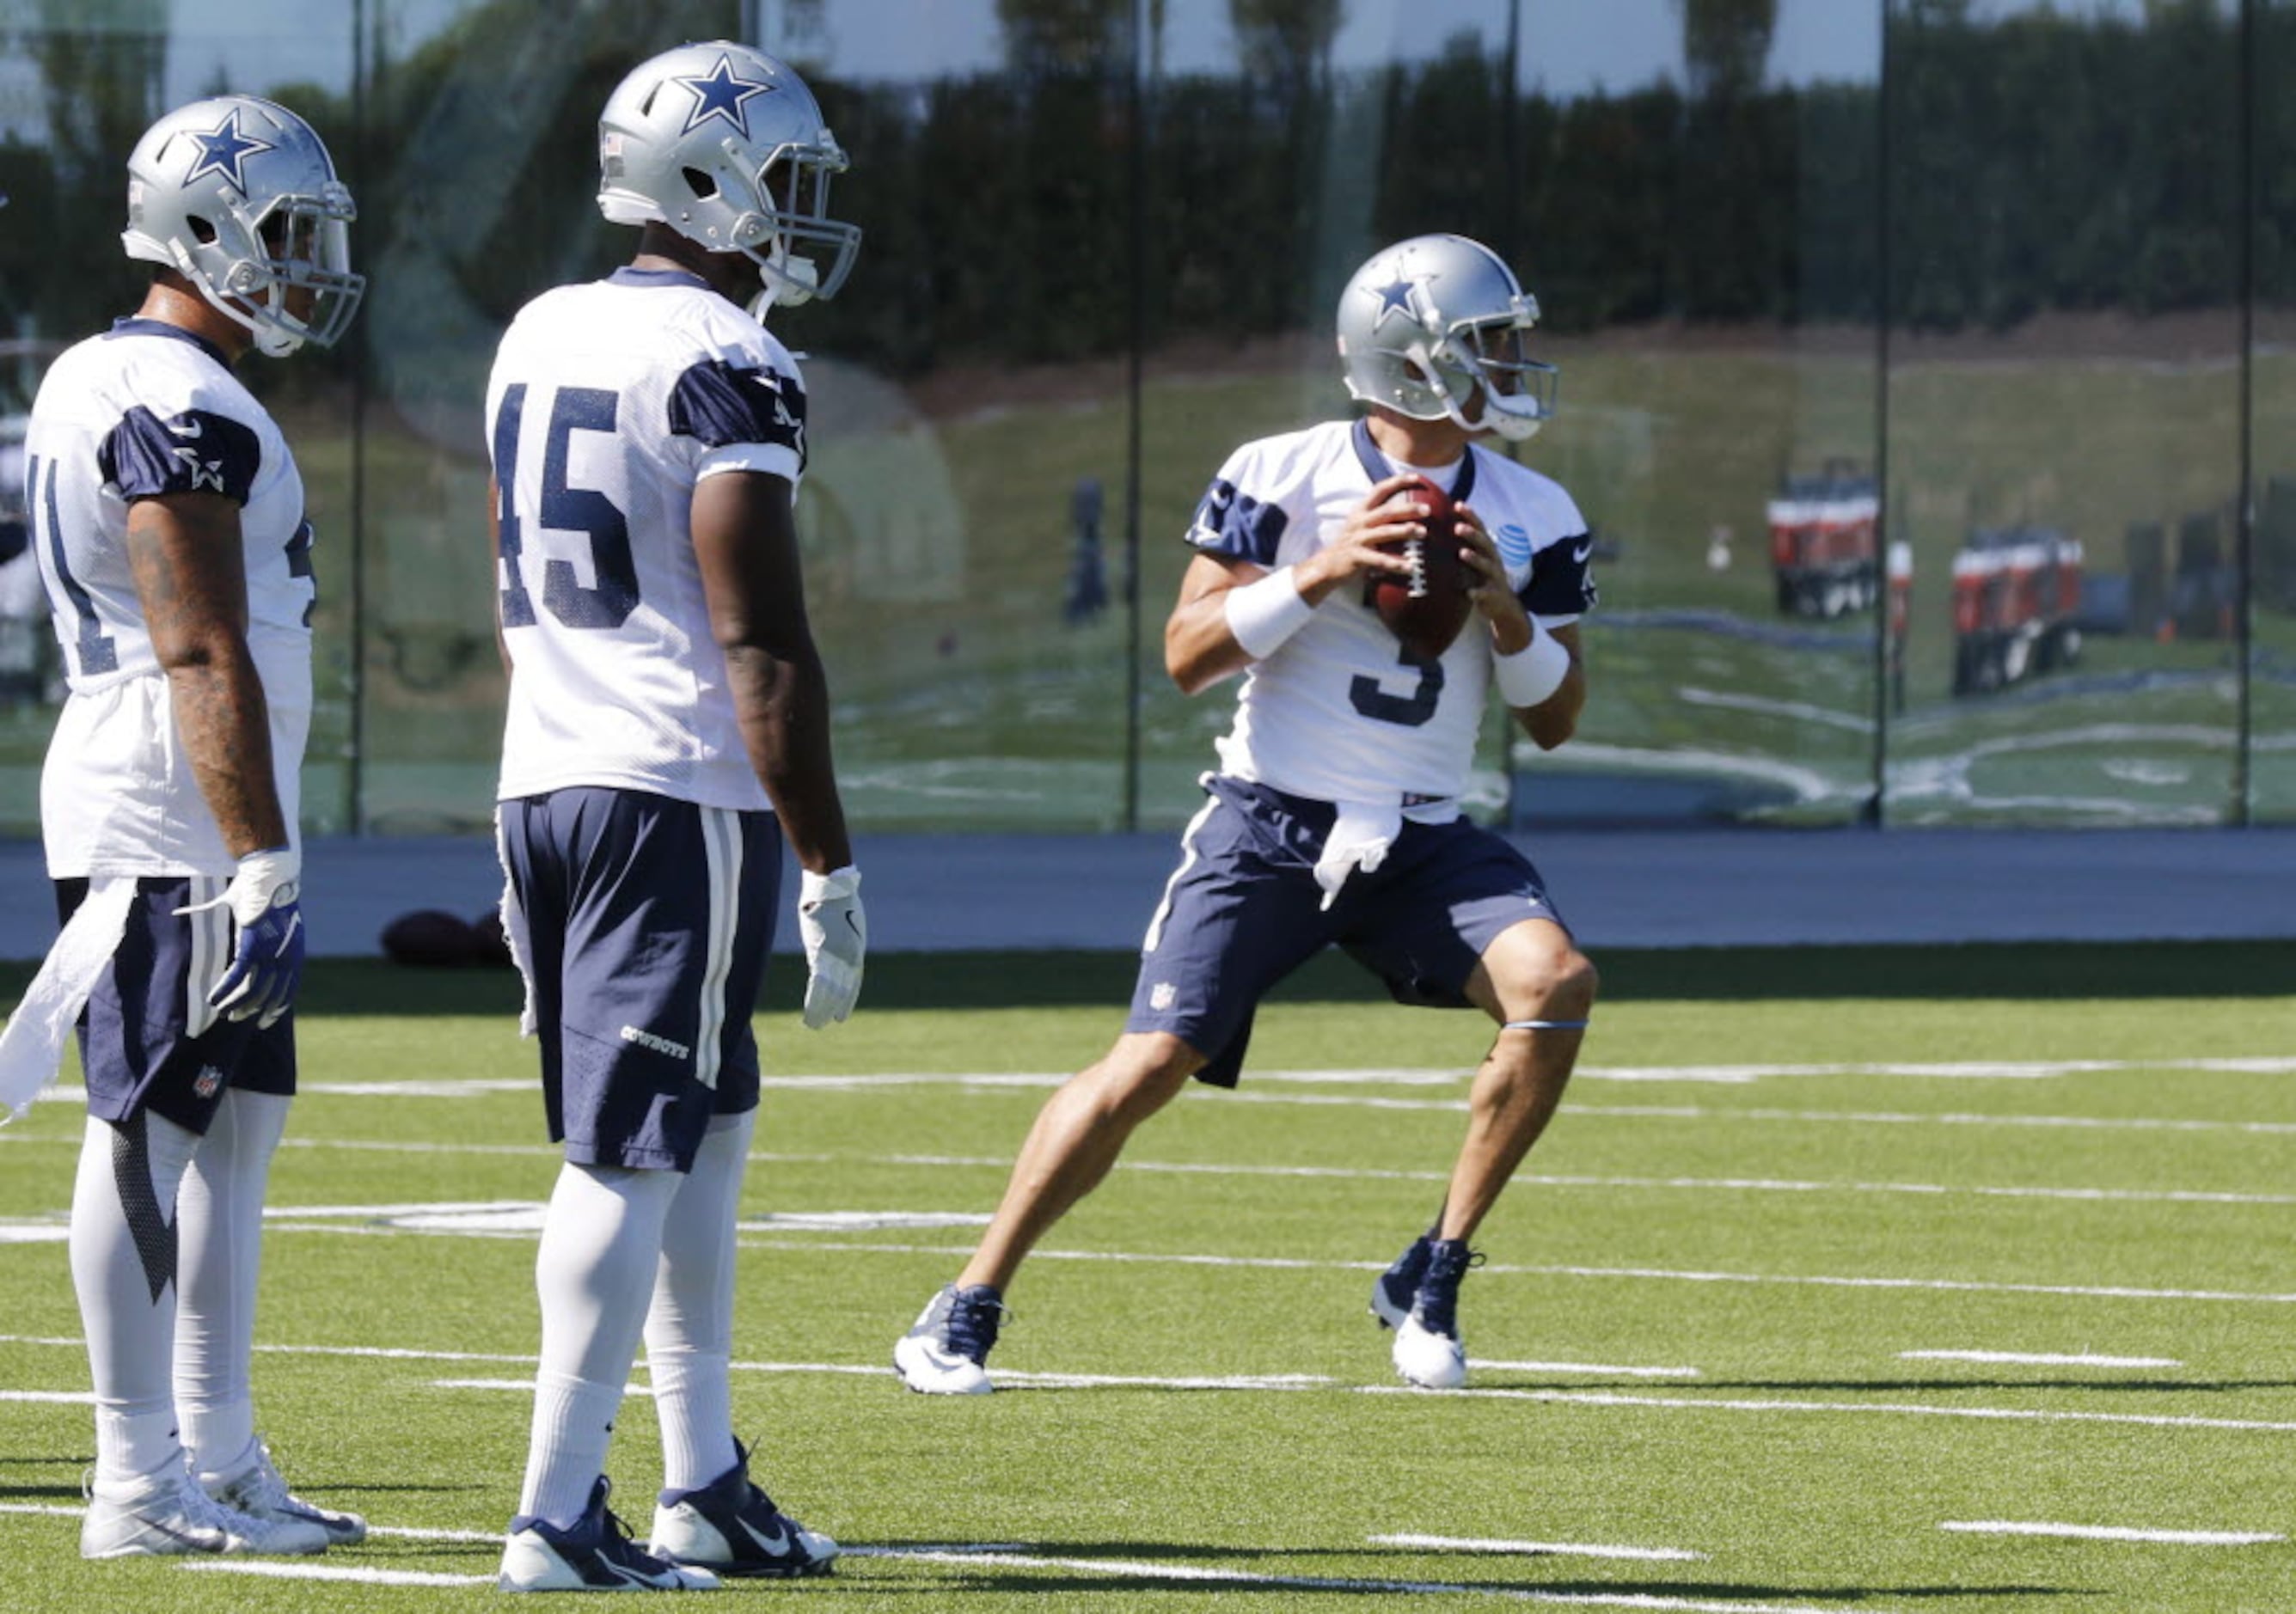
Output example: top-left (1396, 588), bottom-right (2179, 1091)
top-left (55, 877), bottom-right (295, 1135)
top-left (1125, 775), bottom-right (1568, 1088)
top-left (499, 788), bottom-right (779, 1172)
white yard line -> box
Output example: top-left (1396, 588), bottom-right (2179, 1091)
top-left (1372, 1532), bottom-right (1705, 1562)
top-left (1938, 1520), bottom-right (2284, 1545)
top-left (171, 1542), bottom-right (1903, 1611)
top-left (1229, 1094), bottom-right (2296, 1135)
top-left (182, 1562), bottom-right (493, 1586)
top-left (726, 1239), bottom-right (2296, 1306)
top-left (1470, 1360), bottom-right (1702, 1379)
top-left (1901, 1350), bottom-right (2183, 1368)
top-left (841, 1545), bottom-right (1889, 1612)
top-left (1361, 1385), bottom-right (2296, 1435)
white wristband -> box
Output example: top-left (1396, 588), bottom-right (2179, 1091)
top-left (1494, 627), bottom-right (1571, 709)
top-left (1222, 566), bottom-right (1315, 660)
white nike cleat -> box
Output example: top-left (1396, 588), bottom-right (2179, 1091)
top-left (1391, 1313), bottom-right (1468, 1389)
top-left (1390, 1238), bottom-right (1481, 1390)
top-left (893, 1282), bottom-right (1005, 1395)
top-left (82, 1462), bottom-right (329, 1558)
top-left (499, 1476), bottom-right (720, 1592)
top-left (649, 1441), bottom-right (836, 1579)
top-left (201, 1435), bottom-right (367, 1546)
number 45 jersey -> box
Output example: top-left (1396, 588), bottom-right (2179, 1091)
top-left (487, 266), bottom-right (810, 811)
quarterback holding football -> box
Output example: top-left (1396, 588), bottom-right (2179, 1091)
top-left (897, 232), bottom-right (1600, 1396)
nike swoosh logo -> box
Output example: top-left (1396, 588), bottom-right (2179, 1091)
top-left (739, 1514), bottom-right (791, 1555)
top-left (168, 419), bottom-right (203, 439)
top-left (913, 1342), bottom-right (976, 1373)
top-left (1570, 540), bottom-right (1593, 564)
top-left (144, 1517), bottom-right (223, 1550)
top-left (842, 914), bottom-right (861, 939)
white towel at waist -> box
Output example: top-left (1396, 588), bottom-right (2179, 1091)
top-left (1314, 801), bottom-right (1402, 909)
top-left (0, 877), bottom-right (137, 1122)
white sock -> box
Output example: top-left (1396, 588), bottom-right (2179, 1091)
top-left (176, 1088), bottom-right (289, 1480)
top-left (648, 1111), bottom-right (753, 1493)
top-left (71, 1111), bottom-right (200, 1487)
top-left (516, 1160), bottom-right (678, 1529)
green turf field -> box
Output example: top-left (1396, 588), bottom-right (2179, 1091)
top-left (0, 945), bottom-right (2291, 1610)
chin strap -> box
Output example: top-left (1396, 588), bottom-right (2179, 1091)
top-left (1501, 1019), bottom-right (1589, 1031)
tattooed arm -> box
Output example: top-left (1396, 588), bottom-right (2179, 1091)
top-left (125, 492), bottom-right (289, 858)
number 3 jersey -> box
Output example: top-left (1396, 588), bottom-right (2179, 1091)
top-left (24, 319), bottom-right (314, 877)
top-left (487, 267), bottom-right (809, 811)
top-left (1187, 418), bottom-right (1596, 813)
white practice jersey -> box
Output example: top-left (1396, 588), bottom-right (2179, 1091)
top-left (488, 268), bottom-right (809, 810)
top-left (25, 319), bottom-right (314, 877)
top-left (1186, 418), bottom-right (1595, 811)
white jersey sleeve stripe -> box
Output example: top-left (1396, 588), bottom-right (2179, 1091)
top-left (696, 442), bottom-right (800, 482)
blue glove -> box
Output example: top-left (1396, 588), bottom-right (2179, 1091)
top-left (181, 848), bottom-right (305, 1030)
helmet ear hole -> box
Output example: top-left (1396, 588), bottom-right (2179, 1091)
top-left (188, 214), bottom-right (217, 246)
top-left (682, 166), bottom-right (719, 202)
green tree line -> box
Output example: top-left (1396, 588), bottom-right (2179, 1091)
top-left (0, 1), bottom-right (2289, 382)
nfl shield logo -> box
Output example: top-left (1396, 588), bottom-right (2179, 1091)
top-left (193, 1067), bottom-right (223, 1099)
top-left (1149, 982), bottom-right (1176, 1012)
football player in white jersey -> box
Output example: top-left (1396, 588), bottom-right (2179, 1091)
top-left (897, 234), bottom-right (1598, 1395)
top-left (0, 95), bottom-right (366, 1557)
top-left (485, 41), bottom-right (862, 1593)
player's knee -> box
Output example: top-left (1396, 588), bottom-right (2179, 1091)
top-left (1087, 1033), bottom-right (1197, 1122)
top-left (1497, 942), bottom-right (1597, 1022)
top-left (1551, 948), bottom-right (1599, 1014)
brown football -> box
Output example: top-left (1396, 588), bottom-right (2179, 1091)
top-left (1366, 476), bottom-right (1473, 660)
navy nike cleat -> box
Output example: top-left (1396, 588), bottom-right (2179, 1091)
top-left (893, 1282), bottom-right (1007, 1395)
top-left (499, 1476), bottom-right (720, 1592)
top-left (1369, 1232), bottom-right (1435, 1331)
top-left (649, 1442), bottom-right (836, 1579)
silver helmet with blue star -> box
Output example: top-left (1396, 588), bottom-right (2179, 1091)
top-left (597, 40), bottom-right (860, 312)
top-left (121, 95), bottom-right (364, 358)
top-left (1336, 235), bottom-right (1557, 442)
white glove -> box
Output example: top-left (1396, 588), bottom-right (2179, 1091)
top-left (176, 847), bottom-right (305, 1029)
top-left (798, 865), bottom-right (866, 1029)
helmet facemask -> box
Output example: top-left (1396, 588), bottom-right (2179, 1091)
top-left (727, 144), bottom-right (859, 314)
top-left (209, 185), bottom-right (364, 356)
top-left (1431, 307), bottom-right (1558, 442)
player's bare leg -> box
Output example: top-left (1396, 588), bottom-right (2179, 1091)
top-left (896, 1032), bottom-right (1199, 1392)
top-left (1381, 918), bottom-right (1595, 1386)
top-left (960, 1031), bottom-right (1202, 1293)
top-left (1443, 919), bottom-right (1595, 1239)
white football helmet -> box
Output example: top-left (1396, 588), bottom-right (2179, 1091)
top-left (121, 95), bottom-right (364, 358)
top-left (1337, 234), bottom-right (1557, 442)
top-left (597, 40), bottom-right (861, 313)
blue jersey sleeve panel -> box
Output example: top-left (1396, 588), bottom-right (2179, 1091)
top-left (1518, 534), bottom-right (1597, 618)
top-left (666, 358), bottom-right (808, 472)
top-left (1185, 479), bottom-right (1290, 566)
top-left (98, 407), bottom-right (261, 505)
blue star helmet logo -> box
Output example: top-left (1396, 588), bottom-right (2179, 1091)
top-left (676, 52), bottom-right (776, 139)
top-left (1368, 276), bottom-right (1423, 329)
top-left (182, 108), bottom-right (276, 195)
